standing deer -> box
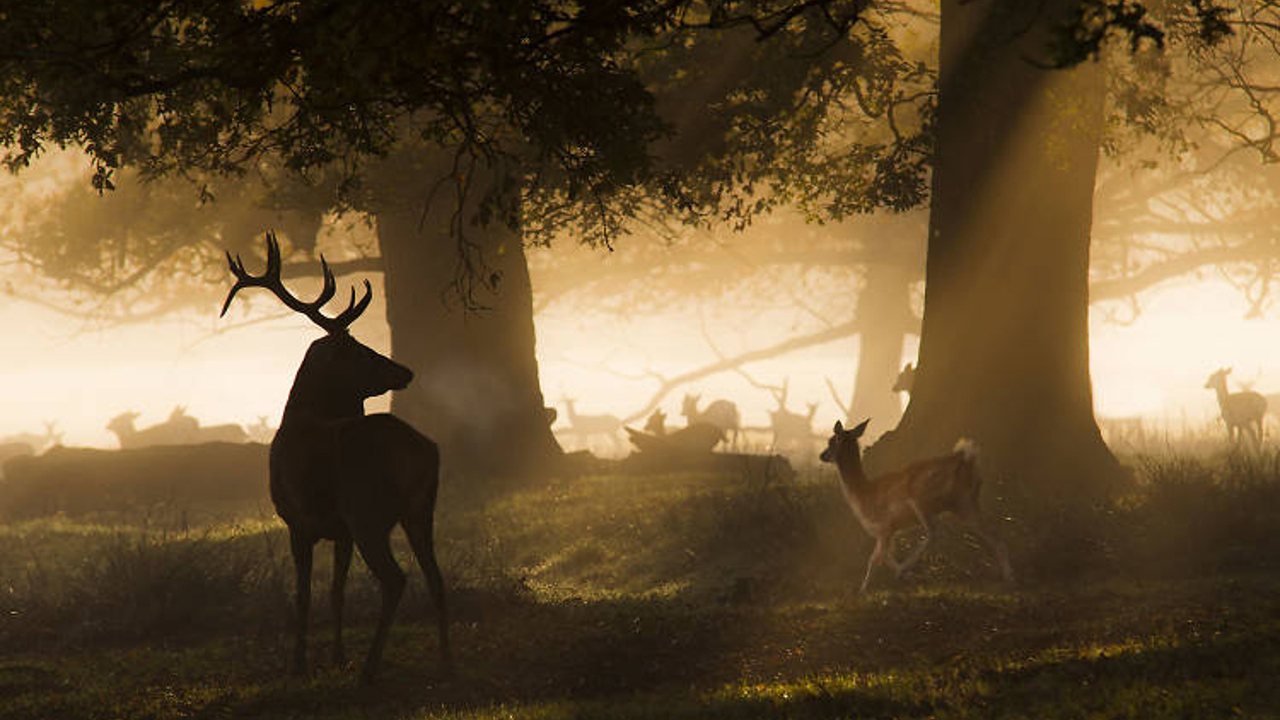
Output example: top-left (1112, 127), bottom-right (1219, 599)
top-left (221, 233), bottom-right (448, 684)
top-left (681, 394), bottom-right (740, 448)
top-left (891, 363), bottom-right (915, 395)
top-left (765, 378), bottom-right (818, 453)
top-left (561, 397), bottom-right (624, 453)
top-left (1204, 368), bottom-right (1267, 445)
top-left (820, 419), bottom-right (1013, 594)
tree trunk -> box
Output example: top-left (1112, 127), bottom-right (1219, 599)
top-left (864, 0), bottom-right (1123, 495)
top-left (850, 261), bottom-right (916, 440)
top-left (376, 203), bottom-right (561, 488)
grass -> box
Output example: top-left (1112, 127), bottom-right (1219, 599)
top-left (3, 444), bottom-right (1280, 718)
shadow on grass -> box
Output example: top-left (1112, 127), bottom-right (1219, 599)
top-left (182, 604), bottom-right (1280, 720)
top-left (5, 576), bottom-right (1275, 720)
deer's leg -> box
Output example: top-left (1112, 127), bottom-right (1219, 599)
top-left (352, 528), bottom-right (406, 685)
top-left (895, 502), bottom-right (933, 577)
top-left (860, 538), bottom-right (887, 594)
top-left (404, 518), bottom-right (452, 674)
top-left (331, 532), bottom-right (353, 666)
top-left (288, 529), bottom-right (315, 675)
top-left (960, 506), bottom-right (1014, 583)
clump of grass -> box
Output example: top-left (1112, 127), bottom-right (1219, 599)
top-left (2, 525), bottom-right (292, 648)
top-left (1116, 451), bottom-right (1280, 578)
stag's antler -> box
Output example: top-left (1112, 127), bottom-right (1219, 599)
top-left (220, 232), bottom-right (372, 334)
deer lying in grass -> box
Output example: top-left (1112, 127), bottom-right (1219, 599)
top-left (108, 407), bottom-right (248, 447)
top-left (644, 409), bottom-right (667, 436)
top-left (222, 233), bottom-right (448, 684)
top-left (107, 408), bottom-right (196, 448)
top-left (681, 394), bottom-right (740, 447)
top-left (0, 421), bottom-right (62, 454)
top-left (170, 406), bottom-right (250, 443)
top-left (1204, 368), bottom-right (1266, 445)
top-left (819, 419), bottom-right (1013, 594)
top-left (625, 422), bottom-right (723, 456)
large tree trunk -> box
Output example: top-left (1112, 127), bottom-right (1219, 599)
top-left (376, 201), bottom-right (561, 488)
top-left (865, 0), bottom-right (1123, 495)
top-left (850, 260), bottom-right (916, 440)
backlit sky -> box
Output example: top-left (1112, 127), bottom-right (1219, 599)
top-left (0, 267), bottom-right (1269, 448)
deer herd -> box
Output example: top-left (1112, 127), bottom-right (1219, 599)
top-left (4, 231), bottom-right (1277, 685)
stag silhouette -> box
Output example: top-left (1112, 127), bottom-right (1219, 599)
top-left (221, 233), bottom-right (449, 684)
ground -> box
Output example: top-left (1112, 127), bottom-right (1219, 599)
top-left (2, 441), bottom-right (1279, 719)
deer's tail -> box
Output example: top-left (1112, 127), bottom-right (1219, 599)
top-left (953, 437), bottom-right (979, 461)
top-left (953, 438), bottom-right (982, 503)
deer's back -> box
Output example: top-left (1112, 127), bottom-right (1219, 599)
top-left (1225, 391), bottom-right (1267, 422)
top-left (270, 413), bottom-right (439, 539)
top-left (699, 400), bottom-right (740, 428)
top-left (857, 453), bottom-right (978, 530)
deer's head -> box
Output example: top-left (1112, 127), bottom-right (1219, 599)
top-left (892, 363), bottom-right (916, 393)
top-left (681, 394), bottom-right (700, 416)
top-left (294, 331), bottom-right (412, 402)
top-left (106, 411), bottom-right (140, 434)
top-left (1204, 367), bottom-right (1231, 390)
top-left (221, 232), bottom-right (412, 413)
top-left (819, 418), bottom-right (869, 465)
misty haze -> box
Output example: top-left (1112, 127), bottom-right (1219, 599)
top-left (2, 2), bottom-right (1280, 719)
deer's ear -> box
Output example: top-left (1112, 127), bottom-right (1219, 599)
top-left (833, 420), bottom-right (844, 434)
top-left (851, 418), bottom-right (870, 438)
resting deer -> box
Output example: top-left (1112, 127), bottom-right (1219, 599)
top-left (1204, 368), bottom-right (1266, 445)
top-left (644, 409), bottom-right (667, 436)
top-left (820, 419), bottom-right (1013, 593)
top-left (221, 233), bottom-right (449, 684)
top-left (561, 397), bottom-right (624, 453)
top-left (107, 409), bottom-right (196, 448)
top-left (169, 406), bottom-right (249, 444)
top-left (0, 421), bottom-right (62, 453)
top-left (681, 394), bottom-right (740, 447)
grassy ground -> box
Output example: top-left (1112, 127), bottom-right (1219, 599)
top-left (3, 446), bottom-right (1280, 719)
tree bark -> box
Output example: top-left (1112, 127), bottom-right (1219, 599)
top-left (375, 198), bottom-right (561, 488)
top-left (850, 261), bottom-right (916, 440)
top-left (864, 0), bottom-right (1124, 495)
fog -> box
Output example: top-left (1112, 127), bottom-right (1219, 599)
top-left (0, 255), bottom-right (1265, 449)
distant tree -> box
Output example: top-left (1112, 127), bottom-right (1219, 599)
top-left (0, 1), bottom-right (913, 483)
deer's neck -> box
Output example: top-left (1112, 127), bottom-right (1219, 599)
top-left (835, 447), bottom-right (872, 497)
top-left (1213, 383), bottom-right (1231, 407)
top-left (280, 372), bottom-right (364, 428)
top-left (282, 394), bottom-right (363, 425)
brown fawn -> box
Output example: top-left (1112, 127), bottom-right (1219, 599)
top-left (820, 419), bottom-right (1013, 593)
top-left (1204, 368), bottom-right (1267, 445)
top-left (221, 233), bottom-right (449, 684)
